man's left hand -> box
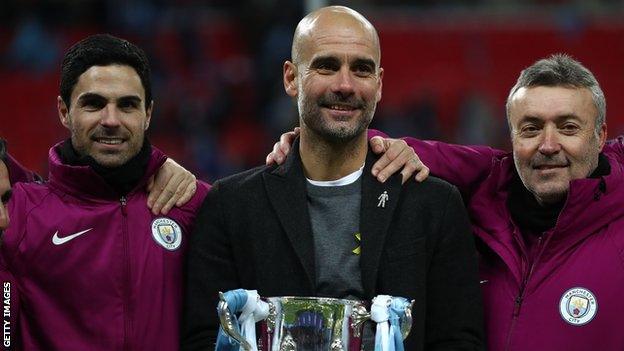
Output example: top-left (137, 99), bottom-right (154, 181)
top-left (147, 158), bottom-right (197, 215)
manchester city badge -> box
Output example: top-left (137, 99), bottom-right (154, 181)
top-left (559, 287), bottom-right (597, 326)
top-left (151, 218), bottom-right (183, 251)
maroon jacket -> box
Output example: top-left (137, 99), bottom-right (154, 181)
top-left (377, 131), bottom-right (624, 351)
top-left (5, 154), bottom-right (41, 185)
top-left (0, 143), bottom-right (209, 350)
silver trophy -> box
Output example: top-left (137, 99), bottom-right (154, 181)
top-left (217, 293), bottom-right (414, 351)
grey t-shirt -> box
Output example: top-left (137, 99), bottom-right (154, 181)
top-left (306, 175), bottom-right (375, 350)
top-left (306, 177), bottom-right (364, 299)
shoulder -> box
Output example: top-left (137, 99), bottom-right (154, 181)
top-left (211, 164), bottom-right (273, 195)
top-left (9, 181), bottom-right (54, 211)
top-left (403, 175), bottom-right (461, 201)
top-left (3, 182), bottom-right (55, 257)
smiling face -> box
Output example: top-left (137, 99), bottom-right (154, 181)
top-left (58, 64), bottom-right (152, 168)
top-left (284, 8), bottom-right (383, 143)
top-left (508, 86), bottom-right (606, 205)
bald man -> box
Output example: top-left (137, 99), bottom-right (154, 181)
top-left (182, 7), bottom-right (484, 350)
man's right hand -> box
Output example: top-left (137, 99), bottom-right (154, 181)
top-left (266, 127), bottom-right (300, 165)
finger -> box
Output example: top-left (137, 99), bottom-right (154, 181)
top-left (371, 139), bottom-right (403, 180)
top-left (146, 176), bottom-right (160, 208)
top-left (278, 131), bottom-right (297, 156)
top-left (376, 146), bottom-right (413, 183)
top-left (160, 176), bottom-right (190, 215)
top-left (151, 172), bottom-right (183, 215)
top-left (266, 142), bottom-right (282, 165)
top-left (400, 157), bottom-right (429, 184)
top-left (369, 136), bottom-right (386, 155)
top-left (175, 179), bottom-right (197, 208)
top-left (371, 153), bottom-right (392, 179)
top-left (414, 165), bottom-right (430, 182)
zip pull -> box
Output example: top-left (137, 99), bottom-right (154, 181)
top-left (120, 196), bottom-right (127, 216)
top-left (593, 179), bottom-right (607, 201)
top-left (513, 295), bottom-right (523, 317)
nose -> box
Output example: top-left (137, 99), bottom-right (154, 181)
top-left (331, 67), bottom-right (355, 97)
top-left (100, 103), bottom-right (122, 128)
top-left (538, 127), bottom-right (561, 155)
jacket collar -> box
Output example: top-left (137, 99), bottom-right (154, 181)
top-left (47, 141), bottom-right (167, 201)
top-left (262, 138), bottom-right (402, 298)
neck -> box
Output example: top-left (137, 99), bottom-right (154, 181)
top-left (299, 128), bottom-right (367, 181)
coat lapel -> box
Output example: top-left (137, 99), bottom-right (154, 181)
top-left (360, 150), bottom-right (403, 297)
top-left (262, 139), bottom-right (316, 292)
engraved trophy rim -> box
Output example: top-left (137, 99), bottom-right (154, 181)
top-left (264, 296), bottom-right (367, 306)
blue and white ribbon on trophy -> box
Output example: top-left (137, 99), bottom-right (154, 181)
top-left (216, 289), bottom-right (270, 351)
top-left (371, 295), bottom-right (411, 351)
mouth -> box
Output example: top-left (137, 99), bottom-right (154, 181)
top-left (533, 164), bottom-right (568, 171)
top-left (92, 137), bottom-right (126, 146)
top-left (324, 104), bottom-right (357, 111)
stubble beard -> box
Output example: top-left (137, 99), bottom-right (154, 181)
top-left (298, 92), bottom-right (375, 144)
top-left (69, 123), bottom-right (140, 168)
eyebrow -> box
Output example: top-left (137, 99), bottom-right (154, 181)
top-left (352, 58), bottom-right (376, 69)
top-left (76, 93), bottom-right (106, 104)
top-left (310, 55), bottom-right (340, 67)
top-left (117, 96), bottom-right (143, 105)
top-left (518, 114), bottom-right (582, 125)
top-left (77, 93), bottom-right (143, 104)
top-left (309, 55), bottom-right (376, 69)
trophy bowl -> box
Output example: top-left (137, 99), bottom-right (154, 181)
top-left (217, 292), bottom-right (413, 351)
top-left (260, 296), bottom-right (369, 351)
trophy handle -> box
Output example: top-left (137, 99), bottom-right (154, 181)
top-left (400, 299), bottom-right (415, 340)
top-left (217, 291), bottom-right (253, 351)
top-left (350, 302), bottom-right (371, 338)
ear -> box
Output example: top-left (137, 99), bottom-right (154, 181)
top-left (376, 67), bottom-right (384, 103)
top-left (57, 96), bottom-right (71, 129)
top-left (283, 61), bottom-right (298, 98)
top-left (144, 100), bottom-right (153, 130)
top-left (597, 123), bottom-right (607, 150)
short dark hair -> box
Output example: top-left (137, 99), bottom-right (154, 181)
top-left (60, 34), bottom-right (152, 110)
top-left (506, 54), bottom-right (605, 132)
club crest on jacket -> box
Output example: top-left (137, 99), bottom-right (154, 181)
top-left (151, 218), bottom-right (182, 251)
top-left (559, 287), bottom-right (597, 326)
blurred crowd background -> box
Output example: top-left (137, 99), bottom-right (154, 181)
top-left (1, 0), bottom-right (624, 182)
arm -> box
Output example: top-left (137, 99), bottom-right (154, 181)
top-left (369, 129), bottom-right (503, 197)
top-left (266, 128), bottom-right (428, 184)
top-left (181, 182), bottom-right (238, 351)
top-left (426, 186), bottom-right (484, 350)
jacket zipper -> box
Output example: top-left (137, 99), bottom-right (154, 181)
top-left (505, 235), bottom-right (545, 351)
top-left (120, 196), bottom-right (131, 351)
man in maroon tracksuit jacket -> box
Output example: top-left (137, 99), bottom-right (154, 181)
top-left (0, 34), bottom-right (209, 350)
